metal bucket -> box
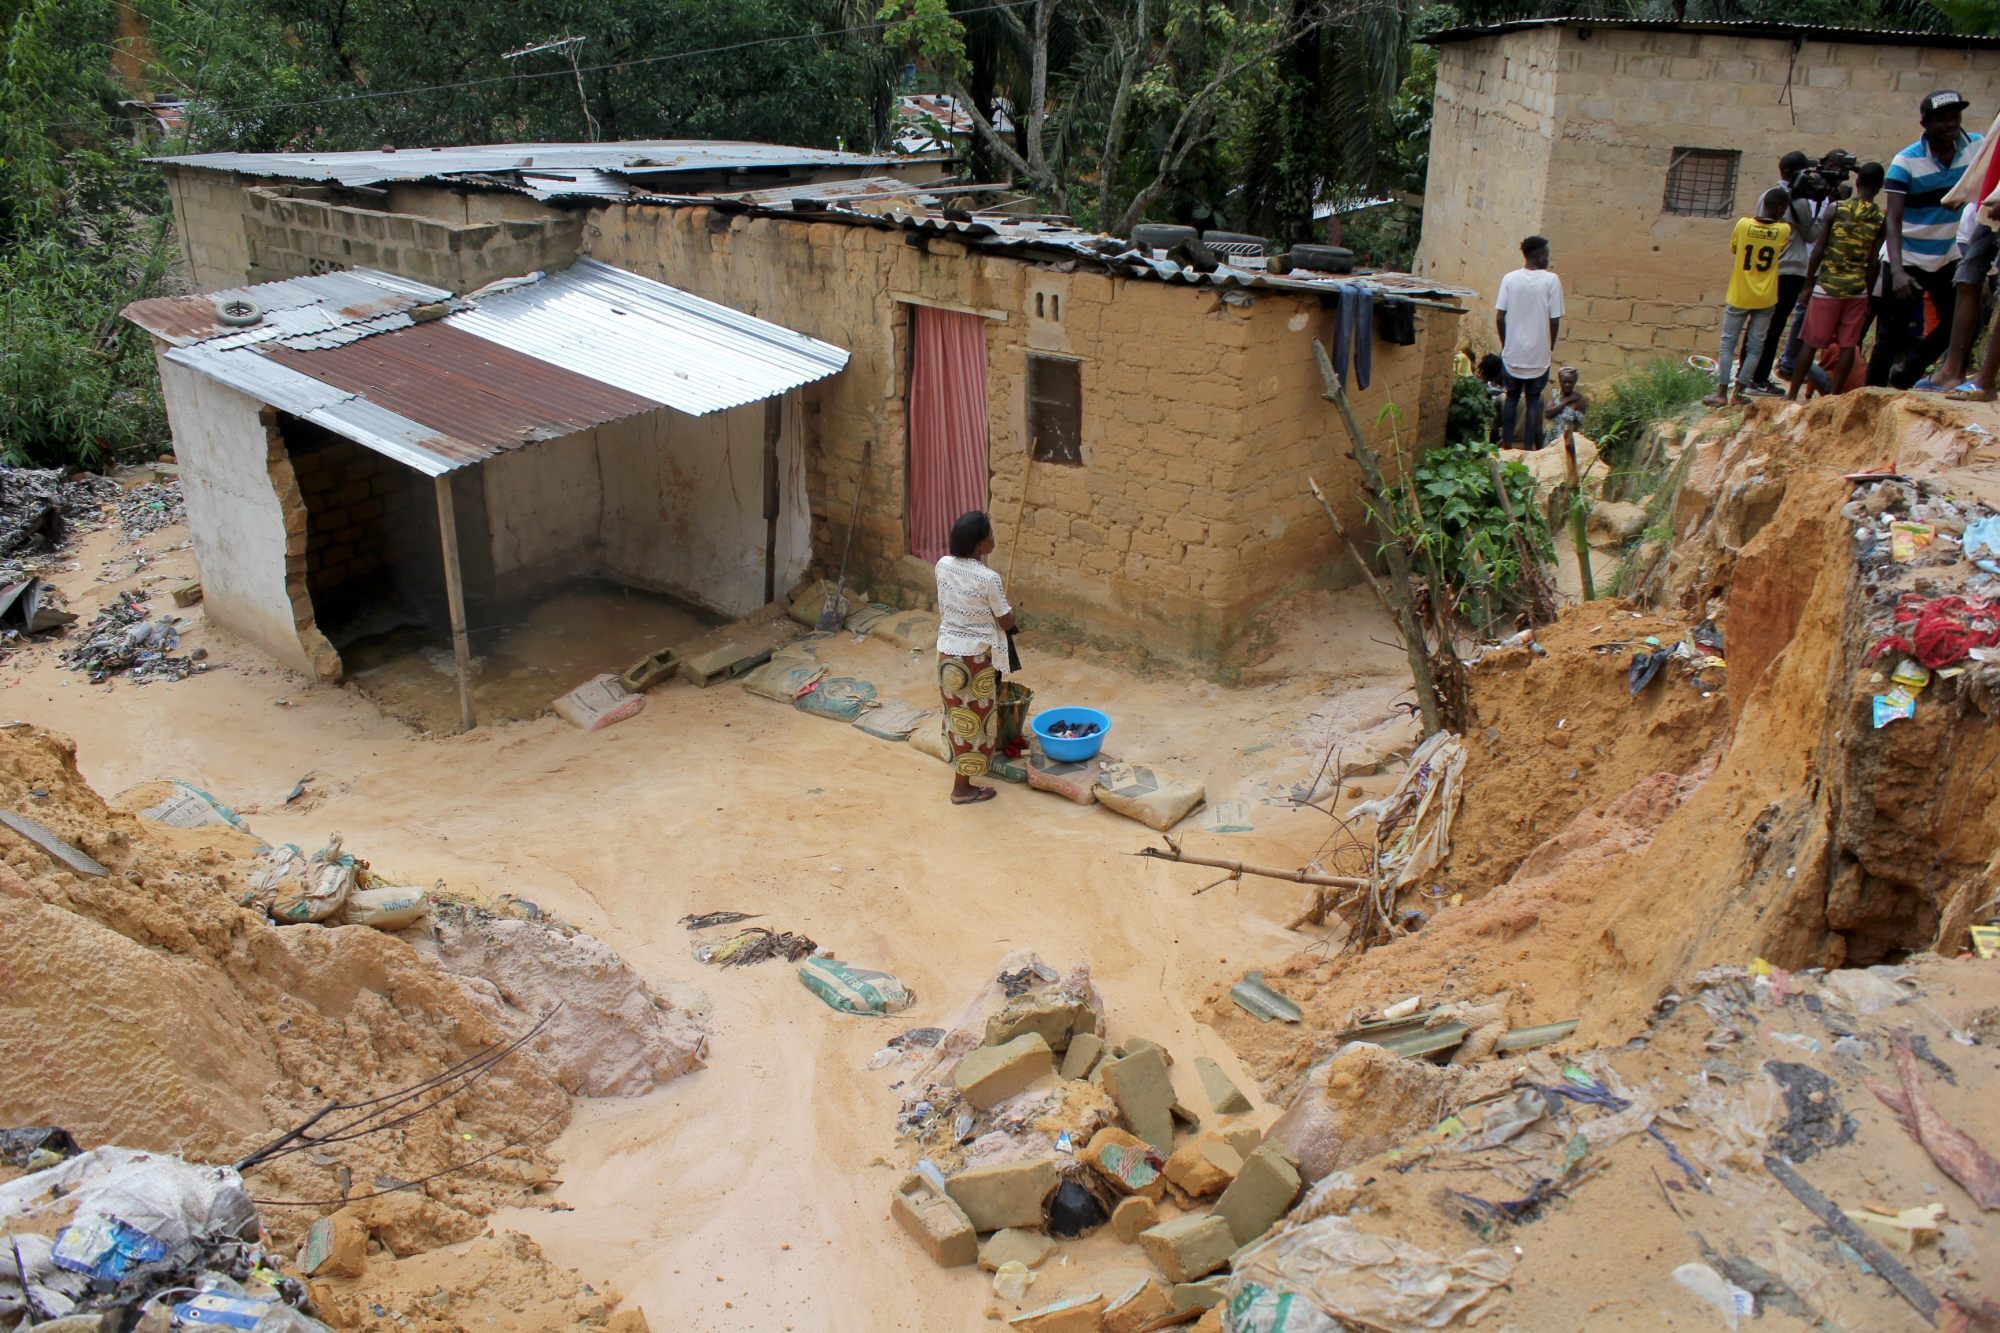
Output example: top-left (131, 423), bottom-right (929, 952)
top-left (997, 681), bottom-right (1034, 748)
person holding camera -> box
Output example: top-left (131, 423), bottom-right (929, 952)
top-left (1740, 151), bottom-right (1822, 395)
top-left (1869, 91), bottom-right (1982, 389)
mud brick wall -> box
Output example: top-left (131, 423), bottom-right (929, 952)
top-left (586, 204), bottom-right (1457, 665)
top-left (1419, 25), bottom-right (2000, 387)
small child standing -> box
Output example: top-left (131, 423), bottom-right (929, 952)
top-left (1787, 162), bottom-right (1886, 401)
top-left (1546, 366), bottom-right (1589, 443)
top-left (1706, 188), bottom-right (1793, 406)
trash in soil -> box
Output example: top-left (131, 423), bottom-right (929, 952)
top-left (1971, 925), bottom-right (2000, 958)
top-left (1673, 1261), bottom-right (1756, 1329)
top-left (1044, 1179), bottom-right (1108, 1238)
top-left (695, 926), bottom-right (818, 967)
top-left (1228, 1214), bottom-right (1515, 1330)
top-left (140, 781), bottom-right (248, 831)
top-left (1889, 520), bottom-right (1936, 561)
top-left (0, 1126), bottom-right (80, 1170)
top-left (1231, 971), bottom-right (1303, 1023)
top-left (1872, 688), bottom-right (1916, 728)
top-left (0, 808), bottom-right (109, 877)
top-left (1344, 731), bottom-right (1466, 890)
top-left (1868, 1035), bottom-right (2000, 1210)
top-left (0, 577), bottom-right (75, 634)
top-left (681, 910), bottom-right (761, 930)
top-left (249, 834), bottom-right (358, 924)
top-left (799, 957), bottom-right (915, 1015)
top-left (60, 590), bottom-right (206, 684)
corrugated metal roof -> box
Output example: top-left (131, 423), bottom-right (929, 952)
top-left (705, 174), bottom-right (947, 208)
top-left (445, 258), bottom-right (850, 417)
top-left (154, 140), bottom-right (918, 189)
top-left (130, 259), bottom-right (848, 475)
top-left (1423, 16), bottom-right (2000, 49)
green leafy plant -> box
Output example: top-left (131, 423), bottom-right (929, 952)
top-left (1585, 356), bottom-right (1711, 473)
top-left (1388, 437), bottom-right (1552, 627)
top-left (1445, 373), bottom-right (1495, 446)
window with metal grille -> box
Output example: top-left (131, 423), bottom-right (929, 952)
top-left (1663, 148), bottom-right (1740, 218)
top-left (1028, 355), bottom-right (1083, 466)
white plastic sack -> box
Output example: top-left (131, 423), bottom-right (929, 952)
top-left (1344, 731), bottom-right (1466, 889)
top-left (140, 782), bottom-right (247, 831)
top-left (2, 1147), bottom-right (256, 1285)
top-left (341, 883), bottom-right (430, 929)
top-left (255, 835), bottom-right (357, 924)
top-left (1227, 1214), bottom-right (1514, 1329)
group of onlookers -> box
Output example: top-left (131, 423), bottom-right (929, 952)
top-left (1471, 88), bottom-right (2000, 449)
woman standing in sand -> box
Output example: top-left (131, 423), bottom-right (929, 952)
top-left (934, 510), bottom-right (1017, 805)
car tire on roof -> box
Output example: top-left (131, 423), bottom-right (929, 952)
top-left (212, 296), bottom-right (263, 327)
top-left (1130, 223), bottom-right (1198, 252)
top-left (1287, 244), bottom-right (1355, 274)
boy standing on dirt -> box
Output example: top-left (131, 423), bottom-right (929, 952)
top-left (1494, 235), bottom-right (1565, 449)
top-left (1787, 163), bottom-right (1886, 401)
top-left (1705, 190), bottom-right (1792, 407)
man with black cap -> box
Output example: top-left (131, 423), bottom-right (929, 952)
top-left (1869, 90), bottom-right (1982, 388)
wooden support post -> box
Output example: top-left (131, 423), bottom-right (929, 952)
top-left (433, 475), bottom-right (476, 734)
top-left (1563, 428), bottom-right (1596, 600)
top-left (1313, 339), bottom-right (1442, 737)
top-left (1485, 455), bottom-right (1559, 625)
top-left (763, 396), bottom-right (784, 605)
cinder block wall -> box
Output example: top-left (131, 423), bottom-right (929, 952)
top-left (284, 424), bottom-right (441, 628)
top-left (241, 186), bottom-right (583, 292)
top-left (1421, 26), bottom-right (2000, 387)
top-left (586, 203), bottom-right (1454, 664)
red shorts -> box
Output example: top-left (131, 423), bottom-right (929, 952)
top-left (1803, 295), bottom-right (1868, 350)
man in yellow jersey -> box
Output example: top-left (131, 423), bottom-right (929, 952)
top-left (1705, 188), bottom-right (1793, 407)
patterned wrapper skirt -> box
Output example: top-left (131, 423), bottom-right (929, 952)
top-left (937, 650), bottom-right (1000, 777)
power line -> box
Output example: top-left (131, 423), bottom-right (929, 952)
top-left (37, 0), bottom-right (1031, 135)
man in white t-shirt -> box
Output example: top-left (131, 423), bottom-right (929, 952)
top-left (1493, 235), bottom-right (1566, 449)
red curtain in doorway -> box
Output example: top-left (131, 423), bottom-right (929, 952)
top-left (907, 305), bottom-right (990, 562)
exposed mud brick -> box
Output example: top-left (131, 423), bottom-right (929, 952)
top-left (1060, 1031), bottom-right (1105, 1080)
top-left (1008, 1293), bottom-right (1107, 1332)
top-left (1214, 1143), bottom-right (1302, 1246)
top-left (1084, 1126), bottom-right (1167, 1201)
top-left (978, 1227), bottom-right (1055, 1272)
top-left (1110, 1195), bottom-right (1158, 1242)
top-left (1194, 1056), bottom-right (1252, 1114)
top-left (946, 1156), bottom-right (1061, 1232)
top-left (1220, 1119), bottom-right (1263, 1158)
top-left (1100, 1047), bottom-right (1176, 1151)
top-left (1191, 1306), bottom-right (1225, 1333)
top-left (1102, 1276), bottom-right (1175, 1333)
top-left (891, 1174), bottom-right (977, 1268)
top-left (986, 994), bottom-right (1096, 1053)
top-left (955, 1032), bottom-right (1056, 1110)
top-left (1171, 1277), bottom-right (1228, 1311)
top-left (1138, 1213), bottom-right (1237, 1283)
top-left (1163, 1134), bottom-right (1243, 1199)
top-left (299, 1211), bottom-right (368, 1278)
top-left (1123, 1036), bottom-right (1173, 1065)
top-left (604, 1309), bottom-right (652, 1333)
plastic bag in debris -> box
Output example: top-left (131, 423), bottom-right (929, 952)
top-left (902, 950), bottom-right (1105, 1096)
top-left (140, 781), bottom-right (248, 831)
top-left (740, 652), bottom-right (829, 703)
top-left (0, 1147), bottom-right (258, 1283)
top-left (873, 608), bottom-right (943, 652)
top-left (853, 698), bottom-right (935, 741)
top-left (254, 835), bottom-right (357, 924)
top-left (340, 883), bottom-right (429, 930)
top-left (0, 1125), bottom-right (80, 1169)
top-left (1343, 732), bottom-right (1466, 890)
top-left (0, 1231), bottom-right (88, 1321)
top-left (552, 673), bottom-right (646, 732)
top-left (798, 957), bottom-right (915, 1015)
top-left (1025, 746), bottom-right (1112, 805)
top-left (1092, 760), bottom-right (1206, 832)
top-left (1227, 1214), bottom-right (1515, 1330)
top-left (795, 675), bottom-right (878, 722)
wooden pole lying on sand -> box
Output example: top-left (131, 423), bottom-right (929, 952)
top-left (1135, 844), bottom-right (1366, 889)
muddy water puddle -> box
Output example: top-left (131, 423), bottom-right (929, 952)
top-left (339, 580), bottom-right (712, 731)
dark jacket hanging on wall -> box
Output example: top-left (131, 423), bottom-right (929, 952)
top-left (1374, 296), bottom-right (1417, 346)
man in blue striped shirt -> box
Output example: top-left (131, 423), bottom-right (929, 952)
top-left (1868, 91), bottom-right (1982, 389)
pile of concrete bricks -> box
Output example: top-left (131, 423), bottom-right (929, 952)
top-left (890, 985), bottom-right (1301, 1332)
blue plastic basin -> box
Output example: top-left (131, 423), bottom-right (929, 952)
top-left (1031, 706), bottom-right (1112, 763)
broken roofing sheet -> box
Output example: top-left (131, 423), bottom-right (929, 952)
top-left (121, 259), bottom-right (849, 475)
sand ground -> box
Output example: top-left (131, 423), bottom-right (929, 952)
top-left (11, 516), bottom-right (1419, 1329)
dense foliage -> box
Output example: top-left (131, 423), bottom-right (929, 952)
top-left (1587, 357), bottom-right (1714, 473)
top-left (1395, 437), bottom-right (1553, 620)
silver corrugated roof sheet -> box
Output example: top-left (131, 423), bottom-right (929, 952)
top-left (445, 258), bottom-right (849, 417)
top-left (129, 260), bottom-right (848, 475)
top-left (1423, 16), bottom-right (2000, 48)
top-left (155, 140), bottom-right (916, 188)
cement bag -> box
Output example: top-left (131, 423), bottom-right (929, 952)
top-left (341, 883), bottom-right (430, 930)
top-left (875, 609), bottom-right (942, 651)
top-left (1026, 747), bottom-right (1112, 805)
top-left (1226, 1215), bottom-right (1514, 1331)
top-left (256, 835), bottom-right (357, 924)
top-left (1093, 761), bottom-right (1206, 831)
top-left (854, 699), bottom-right (934, 741)
top-left (845, 603), bottom-right (894, 636)
top-left (741, 654), bottom-right (828, 703)
top-left (553, 674), bottom-right (646, 732)
top-left (786, 579), bottom-right (854, 628)
top-left (798, 957), bottom-right (915, 1015)
top-left (909, 719), bottom-right (951, 763)
top-left (140, 782), bottom-right (246, 831)
top-left (795, 675), bottom-right (878, 722)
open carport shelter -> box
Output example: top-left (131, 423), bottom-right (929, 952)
top-left (124, 258), bottom-right (847, 728)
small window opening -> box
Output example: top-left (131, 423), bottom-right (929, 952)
top-left (1028, 355), bottom-right (1082, 466)
top-left (1663, 147), bottom-right (1740, 218)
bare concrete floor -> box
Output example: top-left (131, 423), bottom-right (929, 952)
top-left (12, 517), bottom-right (1418, 1330)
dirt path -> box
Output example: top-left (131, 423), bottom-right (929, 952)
top-left (11, 518), bottom-right (1417, 1329)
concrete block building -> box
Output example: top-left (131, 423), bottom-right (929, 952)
top-left (1415, 19), bottom-right (2000, 386)
top-left (141, 140), bottom-right (1469, 680)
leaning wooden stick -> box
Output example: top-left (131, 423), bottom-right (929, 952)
top-left (1135, 844), bottom-right (1366, 889)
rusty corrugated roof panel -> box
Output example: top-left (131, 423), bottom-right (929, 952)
top-left (263, 322), bottom-right (660, 453)
top-left (124, 269), bottom-right (451, 346)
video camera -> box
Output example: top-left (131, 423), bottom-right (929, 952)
top-left (1790, 150), bottom-right (1859, 202)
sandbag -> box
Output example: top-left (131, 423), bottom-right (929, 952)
top-left (740, 653), bottom-right (828, 703)
top-left (854, 699), bottom-right (935, 741)
top-left (553, 674), bottom-right (646, 732)
top-left (255, 835), bottom-right (357, 924)
top-left (909, 719), bottom-right (951, 762)
top-left (341, 883), bottom-right (429, 930)
top-left (1026, 746), bottom-right (1113, 805)
top-left (795, 676), bottom-right (878, 722)
top-left (1093, 761), bottom-right (1206, 832)
top-left (140, 782), bottom-right (247, 831)
top-left (874, 609), bottom-right (942, 651)
top-left (785, 580), bottom-right (838, 628)
top-left (798, 957), bottom-right (915, 1015)
top-left (845, 603), bottom-right (894, 636)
